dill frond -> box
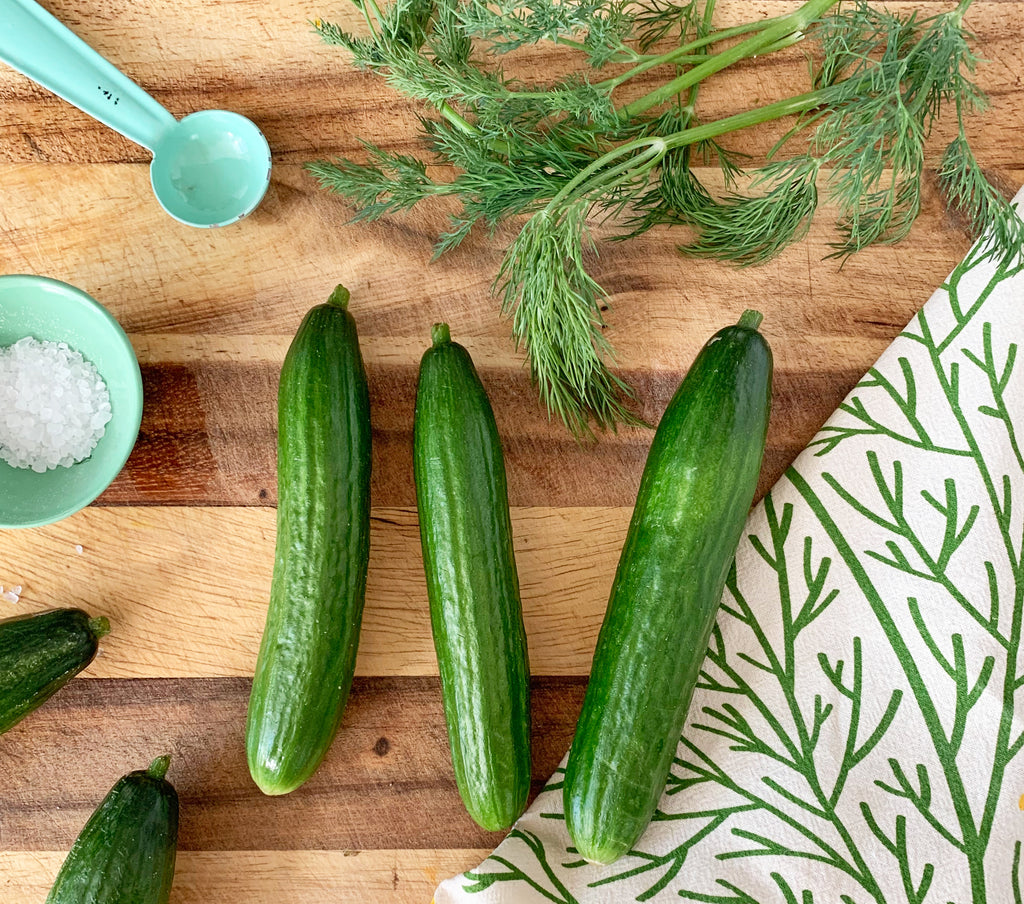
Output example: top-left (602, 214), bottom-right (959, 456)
top-left (421, 117), bottom-right (592, 252)
top-left (681, 157), bottom-right (820, 265)
top-left (457, 0), bottom-right (634, 67)
top-left (632, 0), bottom-right (703, 53)
top-left (939, 136), bottom-right (1024, 267)
top-left (618, 145), bottom-right (713, 237)
top-left (496, 202), bottom-right (642, 437)
top-left (306, 142), bottom-right (443, 221)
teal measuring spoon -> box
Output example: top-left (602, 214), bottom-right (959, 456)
top-left (0, 0), bottom-right (272, 227)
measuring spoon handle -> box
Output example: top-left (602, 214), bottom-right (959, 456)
top-left (0, 0), bottom-right (176, 151)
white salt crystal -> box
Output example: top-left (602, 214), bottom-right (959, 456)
top-left (74, 544), bottom-right (84, 555)
top-left (0, 337), bottom-right (111, 471)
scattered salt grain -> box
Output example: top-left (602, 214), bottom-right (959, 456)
top-left (0, 337), bottom-right (112, 471)
top-left (75, 544), bottom-right (84, 555)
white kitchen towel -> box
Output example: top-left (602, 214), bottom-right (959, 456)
top-left (435, 187), bottom-right (1024, 904)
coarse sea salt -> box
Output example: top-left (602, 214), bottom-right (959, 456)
top-left (0, 584), bottom-right (22, 604)
top-left (0, 336), bottom-right (112, 472)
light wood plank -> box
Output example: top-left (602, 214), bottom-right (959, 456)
top-left (0, 849), bottom-right (487, 903)
top-left (0, 506), bottom-right (628, 677)
top-left (0, 162), bottom-right (994, 339)
top-left (4, 161), bottom-right (1015, 510)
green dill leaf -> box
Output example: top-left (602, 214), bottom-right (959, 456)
top-left (431, 0), bottom-right (473, 66)
top-left (496, 202), bottom-right (643, 436)
top-left (680, 157), bottom-right (820, 265)
top-left (632, 0), bottom-right (703, 53)
top-left (422, 117), bottom-right (589, 221)
top-left (457, 0), bottom-right (634, 68)
top-left (618, 145), bottom-right (713, 238)
top-left (377, 0), bottom-right (437, 54)
top-left (938, 135), bottom-right (1024, 267)
top-left (306, 142), bottom-right (442, 220)
top-left (813, 1), bottom-right (915, 89)
top-left (819, 97), bottom-right (925, 255)
top-left (433, 214), bottom-right (478, 257)
top-left (313, 19), bottom-right (380, 67)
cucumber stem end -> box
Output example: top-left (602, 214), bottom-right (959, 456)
top-left (327, 284), bottom-right (351, 310)
top-left (147, 755), bottom-right (172, 780)
top-left (431, 323), bottom-right (452, 347)
top-left (88, 616), bottom-right (111, 639)
top-left (738, 309), bottom-right (764, 331)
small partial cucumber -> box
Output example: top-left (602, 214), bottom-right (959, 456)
top-left (0, 607), bottom-right (110, 734)
top-left (413, 323), bottom-right (531, 831)
top-left (246, 284), bottom-right (373, 795)
top-left (46, 755), bottom-right (179, 904)
top-left (563, 310), bottom-right (773, 864)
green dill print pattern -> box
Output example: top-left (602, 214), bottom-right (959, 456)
top-left (433, 197), bottom-right (1024, 903)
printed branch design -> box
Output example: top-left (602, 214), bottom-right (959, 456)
top-left (462, 828), bottom-right (582, 903)
top-left (672, 494), bottom-right (893, 902)
top-left (790, 256), bottom-right (1024, 902)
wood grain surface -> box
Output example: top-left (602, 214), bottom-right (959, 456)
top-left (1, 0), bottom-right (1022, 901)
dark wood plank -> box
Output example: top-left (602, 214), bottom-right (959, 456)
top-left (0, 676), bottom-right (585, 852)
top-left (96, 359), bottom-right (862, 506)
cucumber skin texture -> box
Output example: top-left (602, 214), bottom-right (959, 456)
top-left (563, 317), bottom-right (772, 865)
top-left (0, 608), bottom-right (108, 734)
top-left (46, 759), bottom-right (178, 904)
top-left (246, 291), bottom-right (372, 796)
top-left (413, 331), bottom-right (531, 832)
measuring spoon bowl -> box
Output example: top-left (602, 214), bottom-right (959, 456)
top-left (0, 0), bottom-right (272, 227)
top-left (151, 110), bottom-right (272, 227)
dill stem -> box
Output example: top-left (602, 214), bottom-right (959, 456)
top-left (551, 35), bottom-right (642, 63)
top-left (548, 138), bottom-right (668, 210)
top-left (437, 101), bottom-right (512, 157)
top-left (661, 86), bottom-right (833, 152)
top-left (953, 0), bottom-right (975, 22)
top-left (620, 0), bottom-right (840, 118)
top-left (546, 85), bottom-right (832, 221)
top-left (360, 0), bottom-right (385, 36)
top-left (599, 11), bottom-right (787, 92)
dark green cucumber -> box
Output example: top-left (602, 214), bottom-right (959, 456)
top-left (413, 323), bottom-right (530, 831)
top-left (246, 284), bottom-right (372, 795)
top-left (0, 608), bottom-right (110, 734)
top-left (46, 755), bottom-right (178, 904)
top-left (563, 310), bottom-right (772, 864)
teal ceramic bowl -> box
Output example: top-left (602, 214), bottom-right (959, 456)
top-left (0, 275), bottom-right (143, 528)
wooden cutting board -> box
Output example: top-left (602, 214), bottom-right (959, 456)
top-left (1, 0), bottom-right (1020, 900)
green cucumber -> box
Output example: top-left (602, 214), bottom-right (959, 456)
top-left (0, 608), bottom-right (110, 734)
top-left (46, 755), bottom-right (178, 904)
top-left (246, 284), bottom-right (372, 796)
top-left (563, 310), bottom-right (772, 864)
top-left (413, 323), bottom-right (531, 831)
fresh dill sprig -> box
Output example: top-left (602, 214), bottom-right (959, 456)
top-left (939, 135), bottom-right (1024, 266)
top-left (496, 200), bottom-right (643, 436)
top-left (306, 141), bottom-right (441, 221)
top-left (680, 157), bottom-right (820, 265)
top-left (633, 0), bottom-right (703, 52)
top-left (310, 0), bottom-right (1022, 437)
top-left (457, 0), bottom-right (636, 68)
